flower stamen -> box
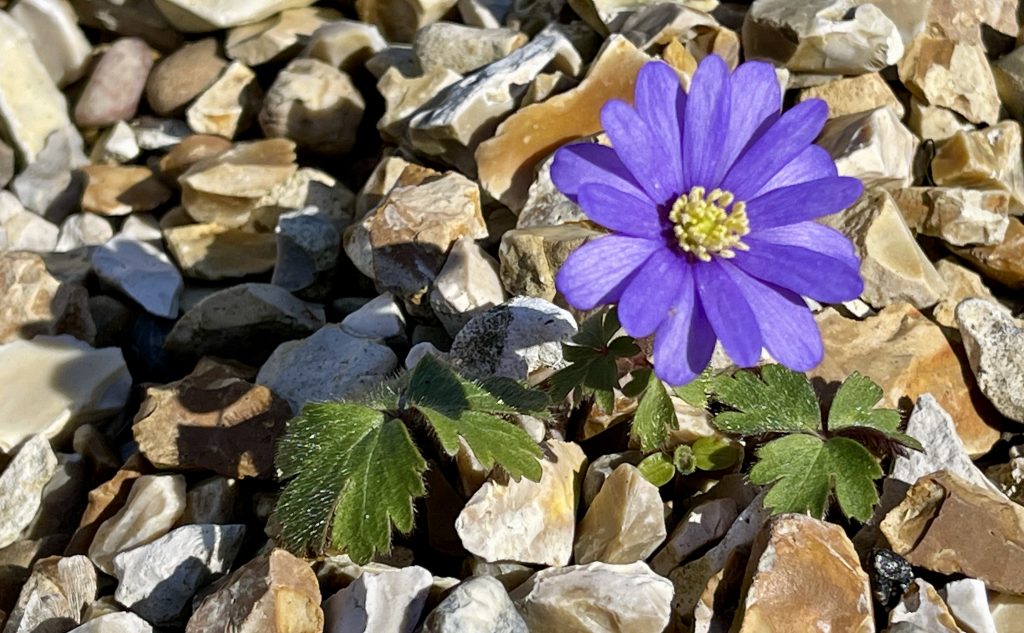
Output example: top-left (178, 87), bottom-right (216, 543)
top-left (668, 186), bottom-right (750, 261)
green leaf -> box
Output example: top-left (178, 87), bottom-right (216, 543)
top-left (672, 367), bottom-right (712, 409)
top-left (622, 368), bottom-right (652, 399)
top-left (417, 406), bottom-right (543, 481)
top-left (637, 453), bottom-right (676, 487)
top-left (275, 403), bottom-right (427, 562)
top-left (478, 376), bottom-right (550, 416)
top-left (692, 436), bottom-right (743, 472)
top-left (548, 360), bottom-right (591, 403)
top-left (710, 365), bottom-right (821, 435)
top-left (673, 444), bottom-right (695, 475)
top-left (407, 353), bottom-right (538, 416)
top-left (749, 434), bottom-right (882, 522)
top-left (632, 371), bottom-right (676, 452)
top-left (607, 336), bottom-right (641, 357)
top-left (827, 372), bottom-right (923, 451)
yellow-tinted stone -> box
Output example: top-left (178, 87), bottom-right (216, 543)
top-left (931, 122), bottom-right (1024, 214)
top-left (498, 225), bottom-right (601, 304)
top-left (898, 34), bottom-right (1000, 125)
top-left (799, 72), bottom-right (904, 118)
top-left (952, 217), bottom-right (1024, 289)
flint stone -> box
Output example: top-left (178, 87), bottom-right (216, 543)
top-left (0, 12), bottom-right (76, 166)
top-left (993, 46), bottom-right (1024, 121)
top-left (742, 0), bottom-right (903, 75)
top-left (152, 0), bottom-right (318, 32)
top-left (430, 237), bottom-right (505, 336)
top-left (376, 66), bottom-right (462, 144)
top-left (891, 187), bottom-right (1009, 247)
top-left (511, 561), bottom-right (673, 633)
top-left (164, 223), bottom-right (277, 280)
top-left (113, 524), bottom-right (245, 626)
top-left (956, 298), bottom-right (1024, 423)
top-left (888, 578), bottom-right (961, 633)
top-left (414, 22), bottom-right (527, 74)
top-left (341, 293), bottom-right (406, 340)
top-left (130, 117), bottom-right (192, 150)
top-left (898, 34), bottom-right (1000, 126)
top-left (817, 107), bottom-right (918, 189)
top-left (120, 214), bottom-right (163, 244)
top-left (0, 435), bottom-right (58, 549)
top-left (157, 135), bottom-right (231, 184)
top-left (186, 61), bottom-right (262, 140)
top-left (92, 236), bottom-right (182, 318)
top-left (165, 283), bottom-right (324, 365)
top-left (516, 152), bottom-right (587, 227)
top-left (74, 38), bottom-right (153, 128)
top-left (180, 475), bottom-right (239, 525)
top-left (145, 38), bottom-right (227, 116)
top-left (323, 566), bottom-right (432, 633)
top-left (11, 126), bottom-right (87, 218)
top-left (457, 440), bottom-right (586, 566)
top-left (0, 250), bottom-right (94, 344)
top-left (450, 297), bottom-right (577, 381)
top-left (249, 167), bottom-right (354, 231)
top-left (66, 454), bottom-right (152, 557)
top-left (88, 474), bottom-right (187, 575)
top-left (881, 471), bottom-right (1024, 595)
top-left (68, 612), bottom-right (153, 633)
top-left (256, 324), bottom-right (397, 412)
top-left (302, 20), bottom-right (387, 74)
top-left (650, 497), bottom-right (738, 576)
top-left (226, 6), bottom-right (341, 66)
top-left (81, 165), bottom-right (172, 216)
top-left (574, 464), bottom-right (666, 565)
top-left (422, 576), bottom-right (527, 633)
top-left (4, 555), bottom-right (97, 633)
top-left (25, 452), bottom-right (89, 538)
top-left (272, 208), bottom-right (340, 299)
top-left (931, 122), bottom-right (1024, 215)
top-left (931, 258), bottom-right (1004, 328)
top-left (186, 548), bottom-right (323, 633)
top-left (0, 336), bottom-right (130, 453)
top-left (942, 578), bottom-right (997, 633)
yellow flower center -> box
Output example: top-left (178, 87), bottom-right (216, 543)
top-left (668, 186), bottom-right (750, 262)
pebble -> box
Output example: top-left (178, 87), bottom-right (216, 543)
top-left (302, 20), bottom-right (387, 74)
top-left (511, 561), bottom-right (673, 633)
top-left (11, 125), bottom-right (87, 217)
top-left (145, 37), bottom-right (227, 116)
top-left (92, 236), bottom-right (183, 318)
top-left (185, 61), bottom-right (262, 139)
top-left (430, 237), bottom-right (506, 336)
top-left (574, 464), bottom-right (666, 565)
top-left (0, 335), bottom-right (130, 452)
top-left (157, 134), bottom-right (232, 184)
top-left (226, 6), bottom-right (341, 66)
top-left (888, 578), bottom-right (963, 633)
top-left (341, 292), bottom-right (406, 340)
top-left (112, 523), bottom-right (245, 626)
top-left (422, 576), bottom-right (527, 633)
top-left (817, 106), bottom-right (918, 189)
top-left (256, 323), bottom-right (398, 412)
top-left (74, 37), bottom-right (154, 128)
top-left (943, 578), bottom-right (998, 633)
top-left (272, 208), bottom-right (340, 300)
top-left (91, 121), bottom-right (142, 165)
top-left (450, 297), bottom-right (577, 381)
top-left (69, 612), bottom-right (154, 633)
top-left (81, 165), bottom-right (173, 216)
top-left (0, 250), bottom-right (94, 343)
top-left (3, 555), bottom-right (97, 633)
top-left (323, 565), bottom-right (432, 633)
top-left (956, 298), bottom-right (1024, 423)
top-left (9, 0), bottom-right (92, 87)
top-left (163, 223), bottom-right (277, 280)
top-left (898, 34), bottom-right (1000, 126)
top-left (0, 435), bottom-right (58, 548)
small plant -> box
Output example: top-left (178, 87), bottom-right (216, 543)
top-left (274, 354), bottom-right (547, 563)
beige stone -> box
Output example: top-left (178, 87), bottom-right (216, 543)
top-left (889, 578), bottom-right (964, 632)
top-left (429, 236), bottom-right (506, 336)
top-left (0, 435), bottom-right (58, 549)
top-left (932, 258), bottom-right (1005, 328)
top-left (226, 6), bottom-right (341, 66)
top-left (821, 189), bottom-right (945, 309)
top-left (3, 555), bottom-right (97, 633)
top-left (872, 0), bottom-right (1018, 46)
top-left (414, 22), bottom-right (527, 74)
top-left (817, 107), bottom-right (918, 189)
top-left (931, 122), bottom-right (1024, 215)
top-left (742, 0), bottom-right (903, 75)
top-left (376, 66), bottom-right (461, 144)
top-left (574, 464), bottom-right (666, 565)
top-left (0, 192), bottom-right (58, 252)
top-left (456, 440), bottom-right (586, 566)
top-left (811, 304), bottom-right (1001, 457)
top-left (799, 73), bottom-right (904, 118)
top-left (9, 0), bottom-right (92, 87)
top-left (164, 224), bottom-right (277, 280)
top-left (186, 61), bottom-right (262, 139)
top-left (249, 166), bottom-right (354, 230)
top-left (993, 46), bottom-right (1024, 121)
top-left (499, 225), bottom-right (601, 303)
top-left (891, 187), bottom-right (1010, 246)
top-left (353, 156), bottom-right (437, 219)
top-left (516, 152), bottom-right (587, 227)
top-left (157, 134), bottom-right (233, 184)
top-left (0, 251), bottom-right (94, 344)
top-left (145, 37), bottom-right (226, 116)
top-left (907, 97), bottom-right (974, 142)
top-left (952, 217), bottom-right (1024, 289)
top-left (355, 0), bottom-right (458, 42)
top-left (302, 20), bottom-right (387, 74)
top-left (882, 471), bottom-right (1024, 595)
top-left (898, 34), bottom-right (1000, 125)
top-left (152, 0), bottom-right (318, 32)
top-left (990, 593), bottom-right (1024, 631)
top-left (735, 514), bottom-right (873, 633)
top-left (81, 165), bottom-right (172, 216)
top-left (521, 71), bottom-right (577, 107)
top-left (476, 35), bottom-right (649, 212)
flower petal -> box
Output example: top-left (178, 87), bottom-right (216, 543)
top-left (719, 261), bottom-right (824, 371)
top-left (601, 99), bottom-right (677, 204)
top-left (618, 247), bottom-right (686, 337)
top-left (550, 142), bottom-right (649, 203)
top-left (577, 183), bottom-right (665, 238)
top-left (732, 238), bottom-right (863, 303)
top-left (634, 61), bottom-right (685, 193)
top-left (682, 55), bottom-right (732, 190)
top-left (694, 260), bottom-right (762, 367)
top-left (719, 60), bottom-right (781, 173)
top-left (745, 177), bottom-right (863, 230)
top-left (555, 235), bottom-right (660, 310)
top-left (750, 144), bottom-right (837, 198)
top-left (720, 99), bottom-right (829, 200)
top-left (753, 222), bottom-right (859, 268)
top-left (653, 269), bottom-right (716, 385)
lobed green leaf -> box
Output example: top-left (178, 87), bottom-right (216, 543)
top-left (632, 371), bottom-right (676, 452)
top-left (710, 365), bottom-right (821, 435)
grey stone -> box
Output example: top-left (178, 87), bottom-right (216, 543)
top-left (11, 127), bottom-right (87, 220)
top-left (341, 292), bottom-right (406, 340)
top-left (0, 435), bottom-right (58, 549)
top-left (413, 22), bottom-right (526, 74)
top-left (68, 612), bottom-right (154, 633)
top-left (0, 192), bottom-right (59, 252)
top-left (956, 298), bottom-right (1024, 423)
top-left (429, 237), bottom-right (506, 337)
top-left (942, 578), bottom-right (997, 633)
top-left (56, 214), bottom-right (114, 252)
top-left (302, 20), bottom-right (387, 74)
top-left (422, 576), bottom-right (527, 633)
top-left (0, 140), bottom-right (13, 188)
top-left (271, 208), bottom-right (340, 300)
top-left (650, 497), bottom-right (739, 576)
top-left (324, 565), bottom-right (432, 633)
top-left (90, 121), bottom-right (141, 165)
top-left (92, 236), bottom-right (183, 318)
top-left (3, 555), bottom-right (97, 633)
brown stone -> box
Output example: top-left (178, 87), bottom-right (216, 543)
top-left (734, 514), bottom-right (873, 633)
top-left (931, 122), bottom-right (1024, 215)
top-left (158, 134), bottom-right (233, 185)
top-left (881, 470), bottom-right (1024, 595)
top-left (187, 548), bottom-right (322, 632)
top-left (355, 0), bottom-right (457, 42)
top-left (164, 223), bottom-right (277, 280)
top-left (475, 35), bottom-right (650, 212)
top-left (81, 165), bottom-right (173, 216)
top-left (907, 97), bottom-right (974, 142)
top-left (952, 217), bottom-right (1024, 289)
top-left (799, 72), bottom-right (904, 118)
top-left (133, 358), bottom-right (291, 479)
top-left (0, 251), bottom-right (94, 344)
top-left (932, 258), bottom-right (1004, 328)
top-left (898, 34), bottom-right (1000, 125)
top-left (145, 37), bottom-right (227, 116)
top-left (811, 304), bottom-right (1000, 456)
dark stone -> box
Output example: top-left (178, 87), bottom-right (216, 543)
top-left (868, 548), bottom-right (913, 608)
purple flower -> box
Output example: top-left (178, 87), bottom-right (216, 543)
top-left (552, 56), bottom-right (864, 385)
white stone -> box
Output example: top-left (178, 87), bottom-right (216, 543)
top-left (68, 612), bottom-right (154, 633)
top-left (11, 126), bottom-right (87, 216)
top-left (89, 474), bottom-right (187, 575)
top-left (4, 555), bottom-right (98, 633)
top-left (0, 335), bottom-right (130, 452)
top-left (574, 463), bottom-right (666, 565)
top-left (889, 578), bottom-right (963, 633)
top-left (131, 117), bottom-right (192, 150)
top-left (942, 578), bottom-right (998, 633)
top-left (0, 435), bottom-right (58, 548)
top-left (430, 237), bottom-right (506, 337)
top-left (450, 296), bottom-right (577, 381)
top-left (225, 6), bottom-right (342, 67)
top-left (90, 121), bottom-right (141, 165)
top-left (422, 575), bottom-right (527, 633)
top-left (517, 152), bottom-right (587, 228)
top-left (120, 214), bottom-right (163, 244)
top-left (92, 236), bottom-right (183, 318)
top-left (257, 324), bottom-right (398, 412)
top-left (511, 561), bottom-right (673, 633)
top-left (341, 292), bottom-right (406, 340)
top-left (650, 497), bottom-right (739, 576)
top-left (457, 440), bottom-right (586, 566)
top-left (113, 524), bottom-right (245, 626)
top-left (9, 0), bottom-right (92, 87)
top-left (0, 191), bottom-right (59, 252)
top-left (956, 298), bottom-right (1024, 424)
top-left (817, 106), bottom-right (918, 189)
top-left (186, 62), bottom-right (261, 139)
top-left (152, 0), bottom-right (318, 31)
top-left (324, 566), bottom-right (433, 633)
top-left (377, 66), bottom-right (462, 144)
top-left (0, 12), bottom-right (76, 165)
top-left (302, 20), bottom-right (388, 74)
top-left (56, 214), bottom-right (115, 252)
